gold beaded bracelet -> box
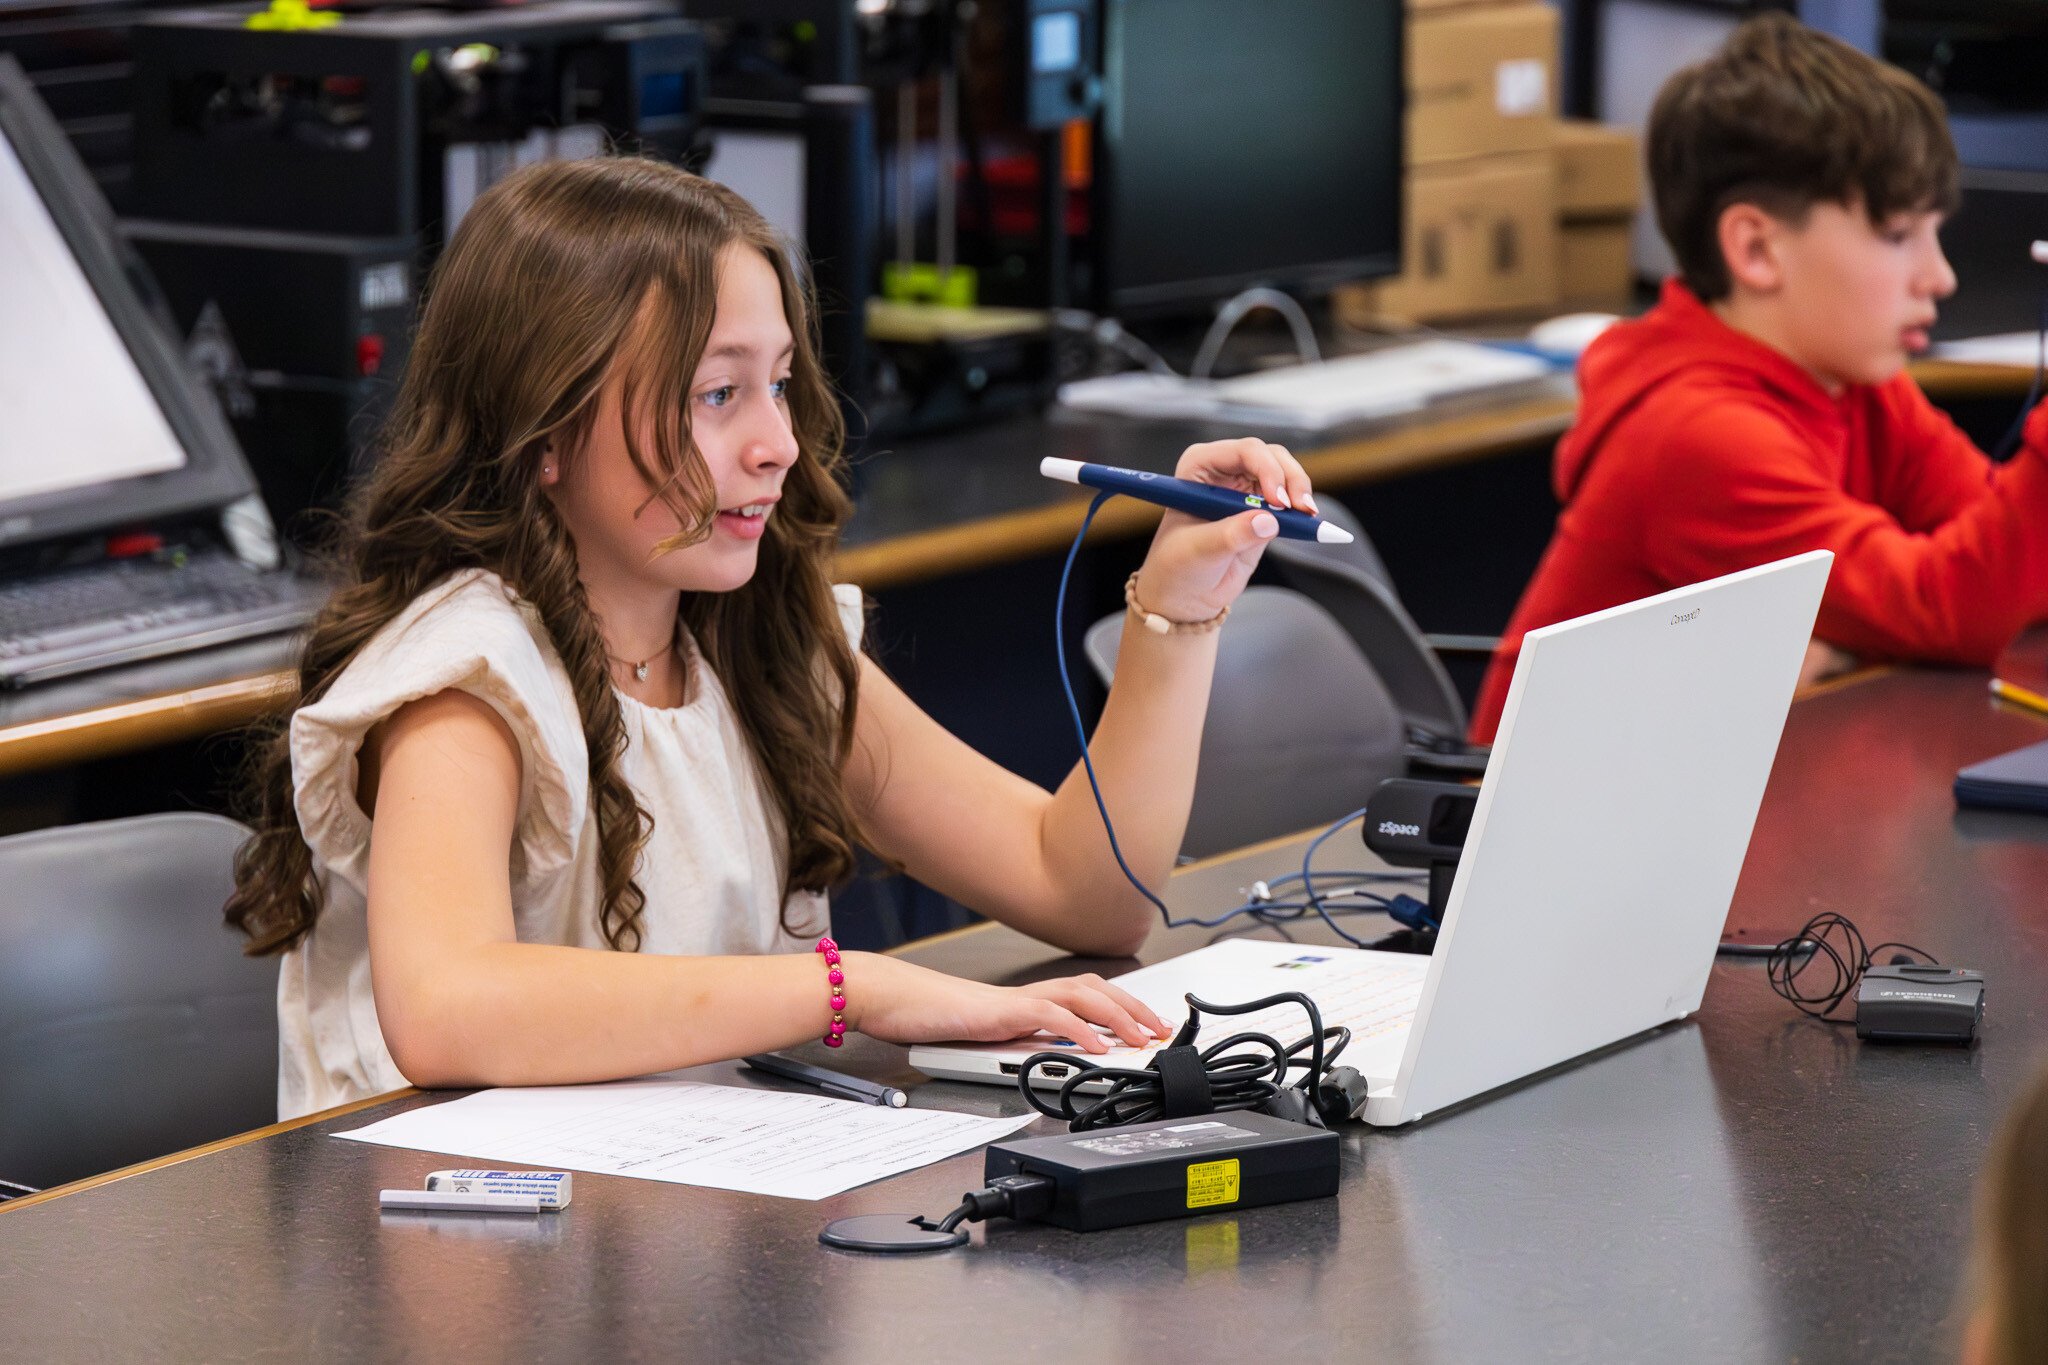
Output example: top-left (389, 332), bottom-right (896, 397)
top-left (1125, 571), bottom-right (1229, 636)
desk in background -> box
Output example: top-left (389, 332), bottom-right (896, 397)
top-left (0, 357), bottom-right (2027, 784)
top-left (4, 661), bottom-right (2045, 1360)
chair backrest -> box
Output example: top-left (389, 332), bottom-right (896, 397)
top-left (1085, 586), bottom-right (1409, 858)
top-left (0, 813), bottom-right (277, 1193)
top-left (1294, 495), bottom-right (1394, 590)
top-left (1262, 500), bottom-right (1469, 744)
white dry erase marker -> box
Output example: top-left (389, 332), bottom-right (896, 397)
top-left (380, 1188), bottom-right (543, 1215)
top-left (425, 1169), bottom-right (574, 1209)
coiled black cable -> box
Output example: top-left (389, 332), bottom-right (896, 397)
top-left (1765, 911), bottom-right (1937, 1021)
top-left (1016, 990), bottom-right (1350, 1131)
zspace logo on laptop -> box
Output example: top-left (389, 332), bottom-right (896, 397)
top-left (1670, 608), bottom-right (1702, 625)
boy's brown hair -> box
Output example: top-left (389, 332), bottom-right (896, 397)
top-left (1648, 13), bottom-right (1960, 301)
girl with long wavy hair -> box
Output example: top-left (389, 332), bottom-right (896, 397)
top-left (226, 156), bottom-right (1320, 1119)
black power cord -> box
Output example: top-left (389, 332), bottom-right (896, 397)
top-left (820, 1172), bottom-right (1058, 1252)
top-left (1015, 990), bottom-right (1371, 1131)
top-left (1765, 910), bottom-right (1937, 1021)
top-left (1990, 281), bottom-right (2048, 463)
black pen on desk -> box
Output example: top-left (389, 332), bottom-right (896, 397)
top-left (743, 1053), bottom-right (910, 1108)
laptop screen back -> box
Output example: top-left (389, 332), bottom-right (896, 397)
top-left (1381, 551), bottom-right (1832, 1125)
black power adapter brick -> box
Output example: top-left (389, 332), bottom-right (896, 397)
top-left (820, 1111), bottom-right (1339, 1251)
top-left (983, 1110), bottom-right (1339, 1232)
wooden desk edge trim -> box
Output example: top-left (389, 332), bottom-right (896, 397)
top-left (837, 399), bottom-right (1578, 591)
top-left (1909, 358), bottom-right (2038, 400)
top-left (0, 672), bottom-right (299, 779)
top-left (0, 1087), bottom-right (418, 1215)
top-left (834, 360), bottom-right (2024, 592)
top-left (0, 405), bottom-right (1570, 769)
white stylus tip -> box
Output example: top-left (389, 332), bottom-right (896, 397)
top-left (1317, 523), bottom-right (1355, 545)
top-left (2033, 240), bottom-right (2048, 265)
top-left (1040, 457), bottom-right (1084, 484)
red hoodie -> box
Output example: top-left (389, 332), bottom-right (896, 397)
top-left (1470, 279), bottom-right (2048, 743)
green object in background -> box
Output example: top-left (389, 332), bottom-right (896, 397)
top-left (245, 0), bottom-right (340, 30)
top-left (881, 262), bottom-right (978, 309)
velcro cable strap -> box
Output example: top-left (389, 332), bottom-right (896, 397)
top-left (1149, 1044), bottom-right (1214, 1119)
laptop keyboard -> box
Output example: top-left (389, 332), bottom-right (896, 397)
top-left (0, 547), bottom-right (324, 686)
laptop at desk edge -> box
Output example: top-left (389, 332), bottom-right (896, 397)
top-left (910, 551), bottom-right (1831, 1127)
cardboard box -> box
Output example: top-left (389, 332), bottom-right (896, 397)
top-left (1408, 3), bottom-right (1559, 165)
top-left (1558, 219), bottom-right (1635, 308)
top-left (1555, 120), bottom-right (1641, 220)
top-left (1336, 152), bottom-right (1559, 324)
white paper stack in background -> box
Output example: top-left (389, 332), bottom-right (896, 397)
top-left (1057, 340), bottom-right (1556, 429)
top-left (1933, 333), bottom-right (2044, 367)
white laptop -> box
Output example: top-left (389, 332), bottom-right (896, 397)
top-left (908, 550), bottom-right (1832, 1127)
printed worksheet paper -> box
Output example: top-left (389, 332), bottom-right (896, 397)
top-left (338, 1080), bottom-right (1035, 1200)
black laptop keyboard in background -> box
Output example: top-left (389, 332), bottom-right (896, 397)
top-left (0, 546), bottom-right (325, 687)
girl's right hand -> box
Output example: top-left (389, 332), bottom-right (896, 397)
top-left (844, 952), bottom-right (1169, 1055)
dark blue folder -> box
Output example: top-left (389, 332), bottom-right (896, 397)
top-left (1955, 738), bottom-right (2048, 814)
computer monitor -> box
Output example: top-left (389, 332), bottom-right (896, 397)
top-left (0, 56), bottom-right (253, 552)
top-left (1093, 0), bottom-right (1404, 316)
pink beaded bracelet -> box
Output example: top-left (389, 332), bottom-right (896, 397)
top-left (817, 936), bottom-right (848, 1047)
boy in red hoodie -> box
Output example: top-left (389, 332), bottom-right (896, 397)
top-left (1470, 15), bottom-right (2048, 743)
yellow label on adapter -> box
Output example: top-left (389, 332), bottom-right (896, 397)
top-left (1185, 1158), bottom-right (1240, 1209)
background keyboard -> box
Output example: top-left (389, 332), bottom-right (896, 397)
top-left (0, 547), bottom-right (325, 687)
top-left (1057, 339), bottom-right (1559, 429)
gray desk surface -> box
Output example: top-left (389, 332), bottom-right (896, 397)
top-left (5, 664), bottom-right (2047, 1361)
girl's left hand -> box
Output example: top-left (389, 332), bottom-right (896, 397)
top-left (1131, 438), bottom-right (1319, 624)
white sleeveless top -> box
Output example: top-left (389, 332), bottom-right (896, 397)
top-left (276, 568), bottom-right (863, 1119)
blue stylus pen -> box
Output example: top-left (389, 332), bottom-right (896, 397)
top-left (1039, 458), bottom-right (1354, 544)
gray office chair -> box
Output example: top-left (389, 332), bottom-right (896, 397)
top-left (1085, 586), bottom-right (1408, 858)
top-left (1286, 493), bottom-right (1396, 590)
top-left (1263, 496), bottom-right (1490, 772)
top-left (0, 813), bottom-right (277, 1196)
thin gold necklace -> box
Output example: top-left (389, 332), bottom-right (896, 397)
top-left (607, 626), bottom-right (677, 683)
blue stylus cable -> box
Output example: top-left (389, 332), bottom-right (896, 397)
top-left (1054, 492), bottom-right (1174, 922)
top-left (1053, 492), bottom-right (1410, 943)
